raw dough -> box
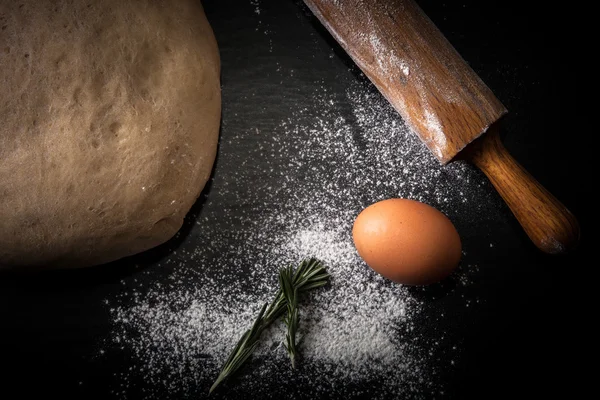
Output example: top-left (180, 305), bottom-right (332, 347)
top-left (0, 0), bottom-right (221, 268)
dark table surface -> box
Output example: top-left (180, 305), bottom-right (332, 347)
top-left (1, 0), bottom-right (592, 399)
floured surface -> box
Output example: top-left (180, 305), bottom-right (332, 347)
top-left (99, 1), bottom-right (504, 398)
top-left (104, 66), bottom-right (501, 397)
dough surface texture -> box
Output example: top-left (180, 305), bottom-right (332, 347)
top-left (0, 0), bottom-right (221, 268)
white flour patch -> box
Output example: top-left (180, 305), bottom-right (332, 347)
top-left (424, 108), bottom-right (448, 159)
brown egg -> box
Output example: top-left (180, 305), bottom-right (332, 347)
top-left (352, 198), bottom-right (462, 285)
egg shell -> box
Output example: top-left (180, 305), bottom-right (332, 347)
top-left (352, 198), bottom-right (462, 285)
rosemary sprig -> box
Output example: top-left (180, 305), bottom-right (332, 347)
top-left (209, 258), bottom-right (329, 394)
top-left (279, 265), bottom-right (299, 368)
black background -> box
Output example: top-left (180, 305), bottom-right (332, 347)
top-left (0, 0), bottom-right (591, 399)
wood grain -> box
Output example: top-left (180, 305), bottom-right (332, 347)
top-left (464, 124), bottom-right (580, 253)
top-left (303, 0), bottom-right (507, 164)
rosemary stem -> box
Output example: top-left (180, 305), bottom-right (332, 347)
top-left (209, 258), bottom-right (329, 394)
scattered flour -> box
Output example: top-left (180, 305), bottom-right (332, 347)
top-left (103, 2), bottom-right (501, 399)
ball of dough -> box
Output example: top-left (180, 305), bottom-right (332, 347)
top-left (0, 0), bottom-right (221, 268)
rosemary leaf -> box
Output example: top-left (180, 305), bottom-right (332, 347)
top-left (279, 265), bottom-right (299, 368)
top-left (209, 258), bottom-right (329, 394)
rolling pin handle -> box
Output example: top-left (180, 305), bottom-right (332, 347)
top-left (464, 123), bottom-right (580, 254)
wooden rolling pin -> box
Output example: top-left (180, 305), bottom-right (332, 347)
top-left (303, 0), bottom-right (579, 253)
